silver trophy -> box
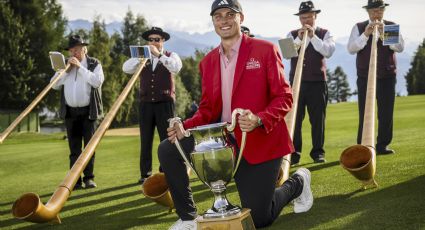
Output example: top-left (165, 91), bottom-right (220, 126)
top-left (169, 109), bottom-right (247, 218)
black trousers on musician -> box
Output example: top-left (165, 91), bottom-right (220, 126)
top-left (139, 101), bottom-right (174, 179)
top-left (65, 106), bottom-right (97, 185)
top-left (356, 77), bottom-right (396, 151)
top-left (157, 137), bottom-right (303, 228)
top-left (292, 81), bottom-right (328, 159)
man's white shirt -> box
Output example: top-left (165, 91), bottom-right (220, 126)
top-left (285, 28), bottom-right (336, 59)
top-left (347, 20), bottom-right (404, 54)
top-left (51, 57), bottom-right (104, 107)
top-left (122, 50), bottom-right (182, 75)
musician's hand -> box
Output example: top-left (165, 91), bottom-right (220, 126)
top-left (68, 57), bottom-right (81, 68)
top-left (149, 45), bottom-right (161, 57)
top-left (167, 122), bottom-right (186, 143)
top-left (238, 109), bottom-right (260, 132)
top-left (303, 25), bottom-right (314, 38)
top-left (297, 29), bottom-right (304, 40)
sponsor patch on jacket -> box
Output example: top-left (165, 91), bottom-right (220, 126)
top-left (246, 58), bottom-right (261, 70)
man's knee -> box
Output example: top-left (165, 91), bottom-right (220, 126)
top-left (158, 139), bottom-right (174, 163)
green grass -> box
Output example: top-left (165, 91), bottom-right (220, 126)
top-left (1, 95), bottom-right (425, 230)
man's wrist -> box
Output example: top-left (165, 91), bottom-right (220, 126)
top-left (257, 116), bottom-right (263, 127)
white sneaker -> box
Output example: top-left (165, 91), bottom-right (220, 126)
top-left (169, 219), bottom-right (197, 230)
top-left (293, 168), bottom-right (313, 213)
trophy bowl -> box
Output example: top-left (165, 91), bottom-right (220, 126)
top-left (170, 109), bottom-right (247, 219)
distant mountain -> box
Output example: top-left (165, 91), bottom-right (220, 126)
top-left (68, 19), bottom-right (416, 95)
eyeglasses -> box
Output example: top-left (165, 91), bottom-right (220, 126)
top-left (148, 37), bottom-right (162, 42)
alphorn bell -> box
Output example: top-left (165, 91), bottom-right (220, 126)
top-left (0, 64), bottom-right (71, 144)
top-left (340, 23), bottom-right (379, 189)
top-left (11, 59), bottom-right (148, 224)
top-left (276, 30), bottom-right (309, 187)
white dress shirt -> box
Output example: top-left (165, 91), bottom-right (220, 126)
top-left (285, 28), bottom-right (335, 59)
top-left (347, 20), bottom-right (404, 54)
top-left (51, 57), bottom-right (104, 107)
top-left (122, 50), bottom-right (182, 75)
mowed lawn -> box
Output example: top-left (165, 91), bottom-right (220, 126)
top-left (0, 95), bottom-right (424, 230)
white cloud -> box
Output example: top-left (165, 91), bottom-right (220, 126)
top-left (59, 0), bottom-right (424, 42)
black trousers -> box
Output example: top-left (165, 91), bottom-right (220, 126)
top-left (139, 101), bottom-right (174, 178)
top-left (356, 77), bottom-right (396, 150)
top-left (65, 106), bottom-right (97, 185)
top-left (293, 81), bottom-right (328, 159)
top-left (158, 137), bottom-right (303, 228)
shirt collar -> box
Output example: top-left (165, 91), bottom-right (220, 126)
top-left (219, 34), bottom-right (243, 56)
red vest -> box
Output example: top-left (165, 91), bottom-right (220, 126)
top-left (289, 28), bottom-right (328, 82)
top-left (140, 51), bottom-right (175, 102)
top-left (356, 20), bottom-right (397, 78)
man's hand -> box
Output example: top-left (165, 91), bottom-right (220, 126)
top-left (238, 109), bottom-right (260, 132)
top-left (364, 22), bottom-right (383, 37)
top-left (298, 25), bottom-right (314, 39)
top-left (68, 57), bottom-right (81, 68)
top-left (149, 45), bottom-right (161, 57)
top-left (167, 121), bottom-right (186, 143)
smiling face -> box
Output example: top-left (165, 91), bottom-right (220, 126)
top-left (212, 8), bottom-right (244, 41)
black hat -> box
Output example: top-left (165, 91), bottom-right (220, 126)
top-left (295, 1), bottom-right (321, 16)
top-left (210, 0), bottom-right (243, 16)
top-left (142, 27), bottom-right (170, 41)
top-left (241, 26), bottom-right (254, 37)
top-left (65, 35), bottom-right (89, 50)
top-left (363, 0), bottom-right (389, 9)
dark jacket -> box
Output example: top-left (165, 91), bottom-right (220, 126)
top-left (139, 51), bottom-right (175, 102)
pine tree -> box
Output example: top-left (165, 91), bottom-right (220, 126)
top-left (5, 0), bottom-right (67, 110)
top-left (327, 66), bottom-right (351, 103)
top-left (0, 2), bottom-right (34, 109)
top-left (405, 39), bottom-right (425, 95)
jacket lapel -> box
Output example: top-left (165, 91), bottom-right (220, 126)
top-left (232, 35), bottom-right (251, 97)
top-left (212, 48), bottom-right (221, 106)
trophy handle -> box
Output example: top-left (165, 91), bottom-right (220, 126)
top-left (227, 109), bottom-right (247, 177)
top-left (168, 117), bottom-right (197, 175)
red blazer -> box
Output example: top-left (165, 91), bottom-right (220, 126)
top-left (183, 34), bottom-right (294, 164)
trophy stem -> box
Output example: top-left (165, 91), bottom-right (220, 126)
top-left (204, 181), bottom-right (241, 218)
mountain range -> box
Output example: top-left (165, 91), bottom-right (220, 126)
top-left (68, 19), bottom-right (419, 96)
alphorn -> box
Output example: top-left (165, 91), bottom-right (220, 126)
top-left (340, 23), bottom-right (379, 189)
top-left (11, 59), bottom-right (148, 223)
top-left (276, 30), bottom-right (309, 187)
top-left (0, 64), bottom-right (71, 144)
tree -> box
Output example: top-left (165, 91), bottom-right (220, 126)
top-left (179, 49), bottom-right (207, 103)
top-left (405, 39), bottom-right (425, 95)
top-left (327, 66), bottom-right (351, 103)
top-left (4, 0), bottom-right (67, 110)
top-left (0, 2), bottom-right (34, 109)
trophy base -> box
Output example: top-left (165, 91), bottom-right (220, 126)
top-left (197, 208), bottom-right (256, 230)
top-left (204, 206), bottom-right (241, 219)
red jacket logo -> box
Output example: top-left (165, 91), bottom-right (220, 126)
top-left (246, 58), bottom-right (261, 70)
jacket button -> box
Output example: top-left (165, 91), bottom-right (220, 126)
top-left (151, 85), bottom-right (154, 88)
top-left (152, 92), bottom-right (154, 94)
top-left (152, 98), bottom-right (155, 101)
top-left (151, 79), bottom-right (154, 82)
top-left (152, 74), bottom-right (155, 77)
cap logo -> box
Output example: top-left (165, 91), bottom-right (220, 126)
top-left (218, 0), bottom-right (229, 6)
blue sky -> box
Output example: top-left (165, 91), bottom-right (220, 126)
top-left (59, 0), bottom-right (424, 44)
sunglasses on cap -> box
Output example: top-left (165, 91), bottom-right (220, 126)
top-left (148, 37), bottom-right (162, 42)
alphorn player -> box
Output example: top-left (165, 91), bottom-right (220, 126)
top-left (50, 35), bottom-right (104, 190)
top-left (123, 27), bottom-right (182, 184)
top-left (285, 1), bottom-right (335, 165)
top-left (347, 0), bottom-right (404, 155)
top-left (159, 0), bottom-right (313, 229)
